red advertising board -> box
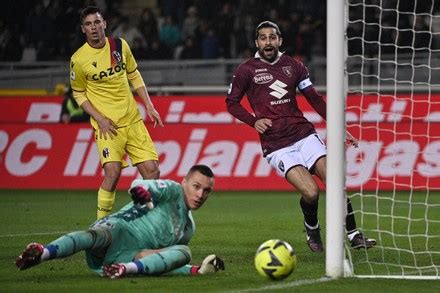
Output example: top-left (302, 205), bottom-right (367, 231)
top-left (1, 94), bottom-right (439, 124)
top-left (0, 123), bottom-right (291, 190)
top-left (0, 95), bottom-right (439, 190)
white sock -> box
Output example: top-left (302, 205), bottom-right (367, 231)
top-left (41, 248), bottom-right (50, 261)
top-left (124, 262), bottom-right (139, 274)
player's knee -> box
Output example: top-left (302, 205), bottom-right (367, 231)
top-left (87, 229), bottom-right (112, 250)
top-left (302, 188), bottom-right (320, 203)
top-left (150, 161), bottom-right (160, 179)
top-left (103, 165), bottom-right (121, 185)
top-left (139, 162), bottom-right (160, 179)
top-left (148, 166), bottom-right (160, 179)
top-left (173, 245), bottom-right (192, 263)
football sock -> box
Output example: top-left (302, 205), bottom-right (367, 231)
top-left (45, 229), bottom-right (111, 259)
top-left (97, 187), bottom-right (115, 219)
top-left (345, 198), bottom-right (358, 235)
top-left (347, 230), bottom-right (360, 241)
top-left (126, 245), bottom-right (191, 275)
top-left (41, 248), bottom-right (50, 261)
top-left (300, 196), bottom-right (319, 228)
top-left (304, 220), bottom-right (320, 230)
top-left (169, 264), bottom-right (197, 275)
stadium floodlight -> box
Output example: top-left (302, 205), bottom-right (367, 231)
top-left (327, 0), bottom-right (440, 280)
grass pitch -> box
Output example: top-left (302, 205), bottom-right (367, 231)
top-left (1, 190), bottom-right (439, 292)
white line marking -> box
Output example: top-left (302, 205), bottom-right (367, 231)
top-left (0, 231), bottom-right (69, 238)
top-left (230, 276), bottom-right (332, 292)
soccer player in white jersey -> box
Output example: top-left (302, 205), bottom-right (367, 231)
top-left (70, 6), bottom-right (163, 219)
top-left (15, 165), bottom-right (224, 278)
top-left (226, 21), bottom-right (376, 252)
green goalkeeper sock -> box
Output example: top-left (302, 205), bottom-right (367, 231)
top-left (126, 245), bottom-right (191, 275)
top-left (45, 230), bottom-right (111, 259)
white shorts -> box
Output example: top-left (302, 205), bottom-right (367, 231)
top-left (265, 133), bottom-right (327, 177)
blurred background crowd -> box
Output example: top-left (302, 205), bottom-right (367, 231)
top-left (0, 0), bottom-right (325, 62)
top-left (1, 0), bottom-right (438, 63)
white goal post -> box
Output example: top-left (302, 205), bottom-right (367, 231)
top-left (326, 0), bottom-right (346, 279)
top-left (326, 0), bottom-right (440, 279)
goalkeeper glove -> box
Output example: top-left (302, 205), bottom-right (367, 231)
top-left (196, 254), bottom-right (225, 274)
top-left (129, 185), bottom-right (154, 209)
top-left (103, 263), bottom-right (126, 279)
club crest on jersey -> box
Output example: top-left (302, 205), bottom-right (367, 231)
top-left (253, 73), bottom-right (273, 84)
top-left (103, 148), bottom-right (110, 158)
top-left (278, 161), bottom-right (285, 172)
top-left (112, 50), bottom-right (122, 66)
top-left (282, 66), bottom-right (292, 77)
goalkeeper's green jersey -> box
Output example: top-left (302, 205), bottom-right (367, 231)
top-left (114, 178), bottom-right (195, 248)
top-left (86, 178), bottom-right (195, 271)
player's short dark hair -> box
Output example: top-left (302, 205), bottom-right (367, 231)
top-left (255, 21), bottom-right (282, 39)
top-left (80, 6), bottom-right (103, 24)
top-left (187, 164), bottom-right (214, 179)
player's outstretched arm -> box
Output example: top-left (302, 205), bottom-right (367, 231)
top-left (128, 185), bottom-right (154, 209)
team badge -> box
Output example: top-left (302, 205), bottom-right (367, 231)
top-left (278, 161), bottom-right (285, 172)
top-left (112, 50), bottom-right (122, 67)
top-left (103, 148), bottom-right (110, 158)
top-left (282, 66), bottom-right (292, 77)
top-left (92, 61), bottom-right (97, 68)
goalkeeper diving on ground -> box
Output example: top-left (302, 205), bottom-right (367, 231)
top-left (15, 165), bottom-right (225, 278)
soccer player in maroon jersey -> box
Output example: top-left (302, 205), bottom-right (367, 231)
top-left (226, 21), bottom-right (376, 252)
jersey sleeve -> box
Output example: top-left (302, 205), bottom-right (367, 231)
top-left (225, 64), bottom-right (258, 127)
top-left (127, 69), bottom-right (146, 90)
top-left (294, 59), bottom-right (327, 120)
top-left (130, 179), bottom-right (181, 204)
top-left (69, 56), bottom-right (86, 92)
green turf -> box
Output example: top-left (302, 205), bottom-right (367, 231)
top-left (1, 190), bottom-right (439, 292)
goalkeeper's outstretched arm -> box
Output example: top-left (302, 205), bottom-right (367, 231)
top-left (128, 184), bottom-right (154, 209)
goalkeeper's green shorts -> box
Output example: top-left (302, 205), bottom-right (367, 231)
top-left (85, 219), bottom-right (144, 274)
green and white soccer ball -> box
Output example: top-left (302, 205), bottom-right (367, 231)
top-left (254, 239), bottom-right (297, 280)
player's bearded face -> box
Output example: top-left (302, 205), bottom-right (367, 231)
top-left (182, 172), bottom-right (214, 210)
top-left (255, 28), bottom-right (282, 62)
top-left (81, 13), bottom-right (107, 45)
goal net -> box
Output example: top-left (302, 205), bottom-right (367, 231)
top-left (343, 0), bottom-right (440, 279)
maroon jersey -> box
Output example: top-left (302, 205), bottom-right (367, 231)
top-left (226, 52), bottom-right (327, 156)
